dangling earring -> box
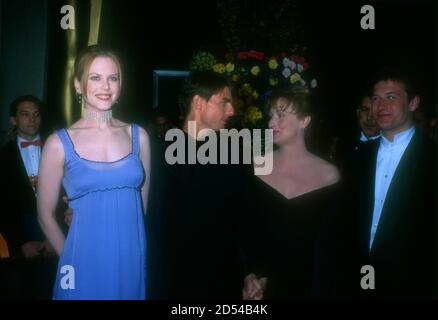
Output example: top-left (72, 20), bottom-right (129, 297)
top-left (76, 93), bottom-right (83, 105)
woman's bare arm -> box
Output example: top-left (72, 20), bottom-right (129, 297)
top-left (138, 126), bottom-right (151, 216)
top-left (37, 133), bottom-right (66, 255)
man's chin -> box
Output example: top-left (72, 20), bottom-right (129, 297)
top-left (364, 129), bottom-right (380, 137)
top-left (20, 131), bottom-right (39, 137)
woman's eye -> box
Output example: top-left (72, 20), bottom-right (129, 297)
top-left (110, 76), bottom-right (119, 82)
top-left (90, 76), bottom-right (100, 81)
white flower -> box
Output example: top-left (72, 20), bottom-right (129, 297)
top-left (297, 63), bottom-right (304, 73)
top-left (283, 57), bottom-right (297, 70)
top-left (300, 79), bottom-right (306, 86)
top-left (282, 68), bottom-right (291, 78)
top-left (310, 79), bottom-right (318, 88)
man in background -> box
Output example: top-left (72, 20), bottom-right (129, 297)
top-left (0, 95), bottom-right (58, 299)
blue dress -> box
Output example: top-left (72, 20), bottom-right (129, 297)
top-left (52, 124), bottom-right (146, 300)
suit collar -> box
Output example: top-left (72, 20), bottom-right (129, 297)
top-left (380, 126), bottom-right (415, 148)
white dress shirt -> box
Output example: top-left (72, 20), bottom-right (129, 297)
top-left (369, 126), bottom-right (415, 250)
top-left (17, 135), bottom-right (42, 179)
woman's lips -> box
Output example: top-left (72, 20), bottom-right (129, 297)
top-left (96, 94), bottom-right (111, 101)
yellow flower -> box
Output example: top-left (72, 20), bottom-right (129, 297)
top-left (290, 73), bottom-right (301, 84)
top-left (252, 90), bottom-right (259, 100)
top-left (225, 62), bottom-right (235, 73)
top-left (244, 106), bottom-right (263, 125)
top-left (250, 66), bottom-right (260, 76)
top-left (231, 74), bottom-right (239, 82)
top-left (268, 59), bottom-right (279, 70)
top-left (241, 83), bottom-right (252, 96)
top-left (269, 78), bottom-right (279, 86)
top-left (213, 64), bottom-right (226, 74)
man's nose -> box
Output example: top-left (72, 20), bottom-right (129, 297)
top-left (371, 99), bottom-right (384, 116)
top-left (366, 108), bottom-right (374, 121)
top-left (376, 98), bottom-right (389, 111)
top-left (226, 104), bottom-right (235, 117)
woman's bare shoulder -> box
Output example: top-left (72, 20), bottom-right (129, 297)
top-left (42, 132), bottom-right (64, 160)
top-left (309, 154), bottom-right (340, 184)
top-left (112, 118), bottom-right (129, 128)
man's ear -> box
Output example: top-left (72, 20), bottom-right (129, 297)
top-left (301, 115), bottom-right (311, 129)
top-left (192, 95), bottom-right (205, 111)
top-left (10, 116), bottom-right (17, 127)
top-left (74, 78), bottom-right (81, 94)
top-left (408, 96), bottom-right (420, 112)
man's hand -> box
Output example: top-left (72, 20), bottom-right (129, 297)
top-left (242, 273), bottom-right (268, 300)
top-left (63, 196), bottom-right (73, 227)
top-left (40, 239), bottom-right (56, 257)
top-left (21, 241), bottom-right (43, 258)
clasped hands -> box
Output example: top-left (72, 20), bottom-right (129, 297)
top-left (242, 273), bottom-right (268, 300)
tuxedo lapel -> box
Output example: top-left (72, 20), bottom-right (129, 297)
top-left (11, 140), bottom-right (36, 194)
top-left (358, 139), bottom-right (379, 251)
top-left (370, 131), bottom-right (419, 252)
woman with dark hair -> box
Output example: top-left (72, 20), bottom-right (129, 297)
top-left (37, 45), bottom-right (150, 299)
top-left (244, 88), bottom-right (350, 299)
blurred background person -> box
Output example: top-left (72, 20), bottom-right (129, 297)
top-left (0, 95), bottom-right (58, 299)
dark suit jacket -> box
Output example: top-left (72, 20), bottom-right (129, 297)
top-left (356, 129), bottom-right (436, 298)
top-left (146, 133), bottom-right (255, 299)
top-left (0, 138), bottom-right (45, 256)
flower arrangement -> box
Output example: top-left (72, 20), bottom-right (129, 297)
top-left (189, 49), bottom-right (317, 128)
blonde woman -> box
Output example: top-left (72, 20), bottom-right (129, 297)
top-left (38, 46), bottom-right (150, 299)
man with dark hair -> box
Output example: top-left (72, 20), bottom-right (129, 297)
top-left (0, 95), bottom-right (58, 298)
top-left (9, 95), bottom-right (43, 118)
top-left (356, 94), bottom-right (380, 144)
top-left (146, 71), bottom-right (254, 299)
top-left (356, 67), bottom-right (436, 298)
top-left (147, 110), bottom-right (173, 139)
top-left (1, 95), bottom-right (47, 257)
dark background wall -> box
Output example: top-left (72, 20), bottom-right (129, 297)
top-left (0, 0), bottom-right (48, 141)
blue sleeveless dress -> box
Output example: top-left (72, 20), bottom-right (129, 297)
top-left (53, 124), bottom-right (146, 300)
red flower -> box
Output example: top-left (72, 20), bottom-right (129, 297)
top-left (280, 51), bottom-right (287, 57)
top-left (302, 62), bottom-right (310, 71)
top-left (291, 55), bottom-right (306, 64)
top-left (248, 50), bottom-right (265, 60)
top-left (238, 52), bottom-right (248, 60)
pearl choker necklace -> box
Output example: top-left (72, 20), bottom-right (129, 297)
top-left (82, 108), bottom-right (113, 123)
